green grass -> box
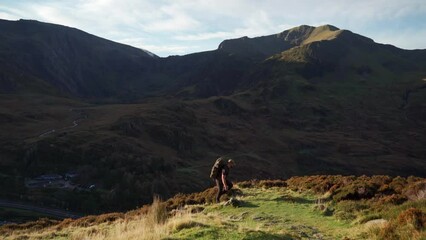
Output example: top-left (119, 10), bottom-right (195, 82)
top-left (169, 226), bottom-right (292, 240)
top-left (168, 187), bottom-right (360, 239)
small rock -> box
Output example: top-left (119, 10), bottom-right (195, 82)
top-left (229, 212), bottom-right (249, 221)
top-left (223, 197), bottom-right (241, 207)
top-left (364, 219), bottom-right (388, 228)
top-left (313, 233), bottom-right (324, 240)
top-left (240, 211), bottom-right (249, 217)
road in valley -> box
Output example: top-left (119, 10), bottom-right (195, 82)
top-left (0, 199), bottom-right (82, 220)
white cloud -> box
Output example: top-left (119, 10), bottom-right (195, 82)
top-left (115, 36), bottom-right (201, 55)
top-left (174, 23), bottom-right (294, 42)
top-left (0, 0), bottom-right (425, 56)
top-left (141, 44), bottom-right (202, 55)
top-left (175, 31), bottom-right (234, 41)
top-left (0, 6), bottom-right (26, 20)
top-left (0, 12), bottom-right (17, 20)
top-left (30, 4), bottom-right (81, 27)
top-left (373, 29), bottom-right (426, 50)
top-left (142, 6), bottom-right (200, 32)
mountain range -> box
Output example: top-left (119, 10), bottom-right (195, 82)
top-left (0, 19), bottom-right (425, 214)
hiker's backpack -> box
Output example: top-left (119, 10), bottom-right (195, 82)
top-left (210, 157), bottom-right (225, 179)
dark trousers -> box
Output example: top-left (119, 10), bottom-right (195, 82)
top-left (215, 178), bottom-right (233, 203)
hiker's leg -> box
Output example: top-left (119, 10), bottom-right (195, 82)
top-left (227, 180), bottom-right (233, 190)
top-left (225, 180), bottom-right (234, 198)
top-left (215, 179), bottom-right (223, 203)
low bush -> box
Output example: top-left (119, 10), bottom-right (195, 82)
top-left (286, 175), bottom-right (423, 205)
top-left (397, 208), bottom-right (425, 230)
top-left (0, 218), bottom-right (58, 235)
top-left (165, 187), bottom-right (217, 210)
top-left (334, 210), bottom-right (356, 221)
top-left (237, 179), bottom-right (287, 188)
top-left (369, 208), bottom-right (426, 240)
top-left (404, 180), bottom-right (426, 201)
top-left (62, 212), bottom-right (124, 228)
top-left (376, 194), bottom-right (407, 205)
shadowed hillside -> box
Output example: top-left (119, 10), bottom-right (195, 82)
top-left (0, 20), bottom-right (425, 217)
top-left (0, 19), bottom-right (158, 98)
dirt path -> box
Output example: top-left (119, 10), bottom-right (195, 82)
top-left (38, 108), bottom-right (87, 138)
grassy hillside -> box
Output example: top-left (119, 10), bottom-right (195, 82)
top-left (1, 175), bottom-right (425, 239)
top-left (1, 21), bottom-right (426, 217)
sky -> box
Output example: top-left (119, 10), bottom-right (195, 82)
top-left (1, 0), bottom-right (426, 57)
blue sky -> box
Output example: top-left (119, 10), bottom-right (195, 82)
top-left (1, 0), bottom-right (425, 57)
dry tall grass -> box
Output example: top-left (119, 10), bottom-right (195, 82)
top-left (5, 197), bottom-right (199, 240)
top-left (69, 196), bottom-right (195, 240)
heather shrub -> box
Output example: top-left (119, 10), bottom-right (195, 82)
top-left (0, 218), bottom-right (58, 235)
top-left (68, 215), bottom-right (100, 227)
top-left (334, 210), bottom-right (356, 221)
top-left (407, 176), bottom-right (423, 183)
top-left (237, 180), bottom-right (257, 188)
top-left (237, 179), bottom-right (287, 188)
top-left (369, 208), bottom-right (426, 240)
top-left (259, 179), bottom-right (288, 188)
top-left (165, 187), bottom-right (217, 210)
top-left (336, 200), bottom-right (369, 213)
top-left (397, 208), bottom-right (425, 230)
top-left (376, 194), bottom-right (407, 205)
top-left (334, 200), bottom-right (369, 221)
top-left (388, 176), bottom-right (407, 194)
top-left (332, 181), bottom-right (377, 201)
top-left (54, 218), bottom-right (74, 231)
top-left (286, 175), bottom-right (355, 194)
top-left (63, 212), bottom-right (123, 228)
top-left (404, 180), bottom-right (426, 201)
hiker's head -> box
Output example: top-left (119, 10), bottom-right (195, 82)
top-left (227, 159), bottom-right (235, 168)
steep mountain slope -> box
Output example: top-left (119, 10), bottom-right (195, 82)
top-left (0, 19), bottom-right (157, 98)
top-left (0, 21), bottom-right (425, 217)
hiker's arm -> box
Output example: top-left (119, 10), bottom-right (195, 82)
top-left (222, 173), bottom-right (228, 190)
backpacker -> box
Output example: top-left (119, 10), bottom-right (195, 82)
top-left (210, 157), bottom-right (225, 179)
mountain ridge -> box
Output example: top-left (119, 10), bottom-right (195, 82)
top-left (1, 19), bottom-right (424, 100)
top-left (0, 19), bottom-right (158, 58)
top-left (0, 19), bottom-right (158, 98)
top-left (217, 24), bottom-right (377, 59)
